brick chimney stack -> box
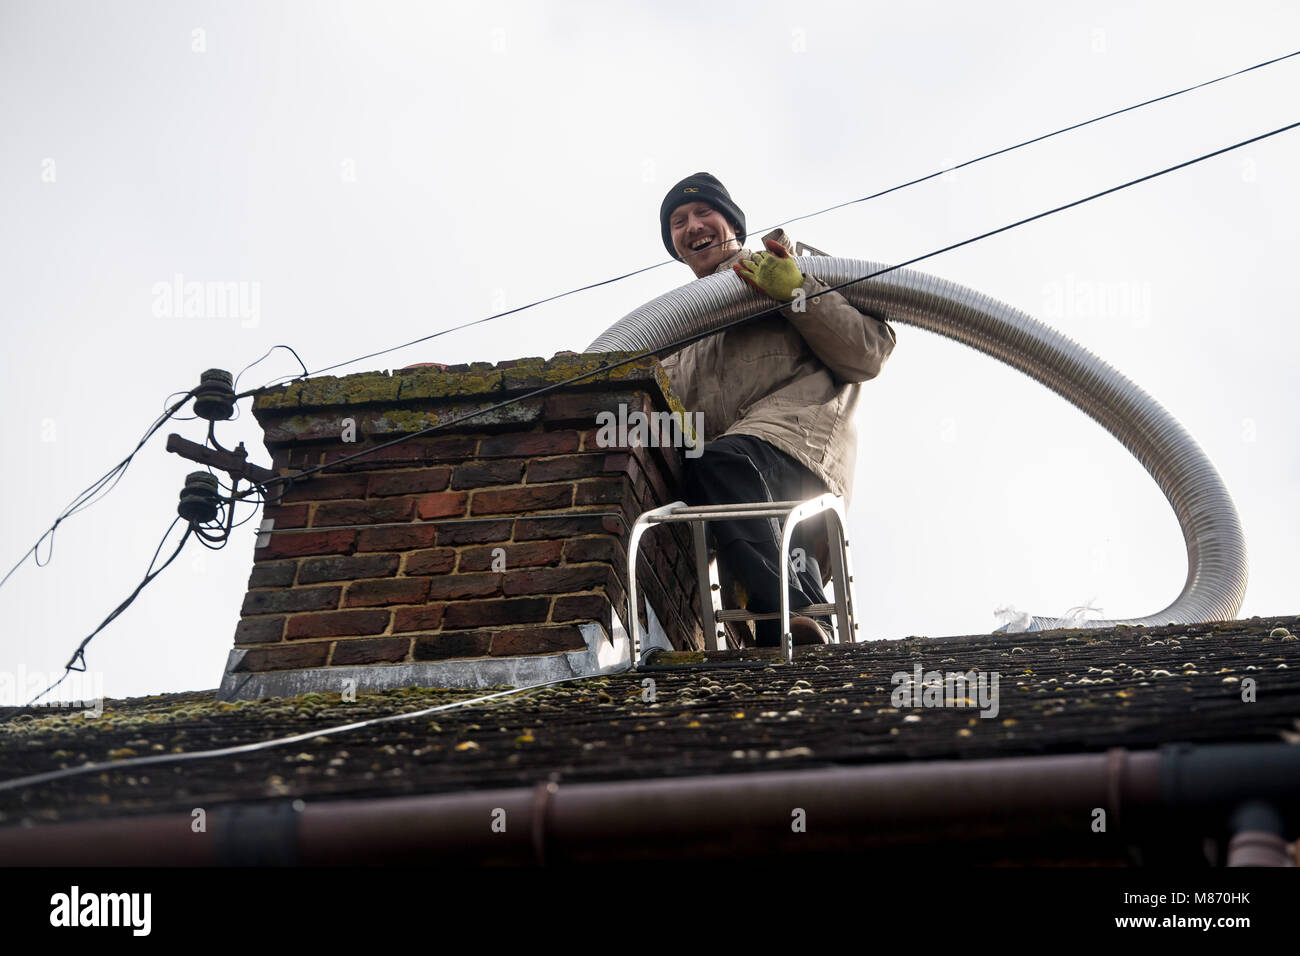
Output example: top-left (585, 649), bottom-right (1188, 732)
top-left (219, 354), bottom-right (702, 701)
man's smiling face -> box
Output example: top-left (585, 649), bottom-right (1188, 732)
top-left (669, 201), bottom-right (739, 278)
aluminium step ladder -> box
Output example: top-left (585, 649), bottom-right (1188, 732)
top-left (626, 494), bottom-right (859, 666)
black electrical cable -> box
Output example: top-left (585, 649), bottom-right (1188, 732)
top-left (5, 88), bottom-right (1293, 721)
top-left (163, 389), bottom-right (200, 422)
top-left (241, 47), bottom-right (1300, 395)
top-left (235, 343), bottom-right (309, 393)
top-left (6, 517), bottom-right (194, 714)
top-left (259, 119), bottom-right (1299, 491)
top-left (199, 455), bottom-right (268, 541)
top-left (5, 51), bottom-right (1292, 608)
top-left (766, 48), bottom-right (1300, 237)
top-left (228, 492), bottom-right (266, 531)
top-left (0, 390), bottom-right (197, 595)
top-left (207, 469), bottom-right (265, 533)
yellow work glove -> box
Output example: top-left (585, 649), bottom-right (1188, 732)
top-left (733, 237), bottom-right (804, 303)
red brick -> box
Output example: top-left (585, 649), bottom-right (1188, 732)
top-left (248, 561), bottom-right (297, 588)
top-left (525, 454), bottom-right (607, 483)
top-left (427, 573), bottom-right (502, 601)
top-left (404, 548), bottom-right (456, 575)
top-left (298, 553), bottom-right (400, 584)
top-left (608, 578), bottom-right (630, 636)
top-left (479, 431), bottom-right (579, 458)
top-left (344, 577), bottom-right (430, 607)
top-left (637, 563), bottom-right (673, 628)
top-left (595, 484), bottom-right (645, 536)
top-left (234, 642), bottom-right (330, 672)
top-left (489, 626), bottom-right (587, 657)
top-left (320, 443), bottom-right (424, 472)
top-left (607, 449), bottom-right (673, 510)
top-left (563, 535), bottom-right (622, 566)
top-left (503, 565), bottom-right (608, 597)
top-left (433, 520), bottom-right (512, 545)
top-left (635, 482), bottom-right (655, 518)
top-left (258, 529), bottom-right (357, 559)
top-left (649, 443), bottom-right (687, 489)
top-left (423, 435), bottom-right (480, 462)
top-left (412, 630), bottom-right (493, 661)
top-left (672, 549), bottom-right (697, 594)
top-left (241, 586), bottom-right (341, 617)
top-left (281, 474), bottom-right (369, 502)
top-left (314, 498), bottom-right (416, 527)
top-left (262, 415), bottom-right (355, 444)
top-left (417, 492), bottom-right (469, 519)
top-left (451, 459), bottom-right (524, 489)
top-left (286, 609), bottom-right (390, 639)
top-left (234, 616), bottom-right (286, 644)
top-left (260, 503), bottom-right (309, 529)
top-left (471, 484), bottom-right (573, 515)
top-left (608, 451), bottom-right (645, 493)
top-left (610, 433), bottom-right (683, 493)
top-left (443, 597), bottom-right (550, 628)
top-left (367, 467), bottom-right (451, 497)
top-left (551, 594), bottom-right (610, 623)
top-left (541, 390), bottom-right (649, 425)
top-left (318, 433), bottom-right (475, 464)
top-left (515, 514), bottom-right (621, 541)
top-left (286, 447), bottom-right (324, 469)
top-left (573, 477), bottom-right (627, 507)
top-left (391, 603), bottom-right (446, 633)
top-left (632, 450), bottom-right (675, 506)
top-left (357, 525), bottom-right (438, 551)
top-left (330, 637), bottom-right (411, 666)
top-left (457, 540), bottom-right (563, 572)
top-left (599, 451), bottom-right (634, 474)
top-left (608, 554), bottom-right (629, 598)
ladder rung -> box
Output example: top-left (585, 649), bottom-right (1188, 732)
top-left (658, 501), bottom-right (809, 515)
top-left (649, 508), bottom-right (801, 523)
top-left (715, 603), bottom-right (837, 622)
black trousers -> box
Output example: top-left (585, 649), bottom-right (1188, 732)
top-left (682, 434), bottom-right (830, 646)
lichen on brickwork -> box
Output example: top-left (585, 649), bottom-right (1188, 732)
top-left (501, 352), bottom-right (665, 392)
top-left (252, 379), bottom-right (306, 411)
top-left (297, 372), bottom-right (402, 408)
top-left (360, 407), bottom-right (443, 436)
top-left (397, 368), bottom-right (504, 401)
top-left (650, 362), bottom-right (692, 426)
top-left (365, 400), bottom-right (543, 437)
top-left (254, 354), bottom-right (681, 432)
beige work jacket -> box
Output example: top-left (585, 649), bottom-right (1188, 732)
top-left (657, 229), bottom-right (896, 509)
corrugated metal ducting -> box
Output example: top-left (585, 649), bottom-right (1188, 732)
top-left (587, 258), bottom-right (1248, 631)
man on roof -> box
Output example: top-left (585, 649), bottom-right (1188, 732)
top-left (656, 172), bottom-right (897, 647)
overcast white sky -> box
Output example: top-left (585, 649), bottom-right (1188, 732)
top-left (2, 0), bottom-right (1297, 701)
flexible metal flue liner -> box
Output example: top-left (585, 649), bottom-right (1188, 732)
top-left (586, 258), bottom-right (1248, 631)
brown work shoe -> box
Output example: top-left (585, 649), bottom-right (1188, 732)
top-left (789, 616), bottom-right (831, 645)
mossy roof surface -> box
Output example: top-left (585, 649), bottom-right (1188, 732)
top-left (2, 614), bottom-right (1298, 829)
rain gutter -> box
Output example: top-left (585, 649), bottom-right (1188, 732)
top-left (1, 742), bottom-right (1295, 866)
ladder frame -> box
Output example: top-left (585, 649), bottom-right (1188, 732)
top-left (626, 494), bottom-right (858, 666)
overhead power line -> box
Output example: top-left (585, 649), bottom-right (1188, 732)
top-left (4, 517), bottom-right (194, 713)
top-left (8, 50), bottom-right (1293, 597)
top-left (257, 119), bottom-right (1299, 491)
top-left (244, 48), bottom-right (1300, 393)
top-left (0, 390), bottom-right (196, 596)
top-left (5, 62), bottom-right (1295, 702)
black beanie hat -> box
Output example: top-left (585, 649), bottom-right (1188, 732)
top-left (660, 172), bottom-right (746, 260)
